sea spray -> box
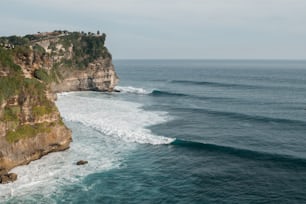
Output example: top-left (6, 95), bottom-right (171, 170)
top-left (115, 86), bottom-right (151, 94)
top-left (56, 92), bottom-right (174, 145)
top-left (0, 122), bottom-right (123, 201)
top-left (0, 91), bottom-right (173, 201)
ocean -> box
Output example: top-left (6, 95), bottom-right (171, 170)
top-left (1, 60), bottom-right (306, 203)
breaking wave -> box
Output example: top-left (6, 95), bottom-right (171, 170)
top-left (172, 139), bottom-right (306, 167)
top-left (150, 90), bottom-right (189, 97)
top-left (115, 86), bottom-right (150, 94)
top-left (0, 121), bottom-right (123, 201)
top-left (171, 80), bottom-right (260, 89)
top-left (56, 93), bottom-right (174, 145)
top-left (0, 92), bottom-right (174, 201)
top-left (174, 107), bottom-right (306, 127)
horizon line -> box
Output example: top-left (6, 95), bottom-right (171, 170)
top-left (113, 58), bottom-right (306, 61)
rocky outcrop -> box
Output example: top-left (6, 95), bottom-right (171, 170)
top-left (0, 121), bottom-right (71, 170)
top-left (51, 57), bottom-right (118, 93)
top-left (0, 30), bottom-right (118, 182)
top-left (76, 160), bottom-right (88, 165)
top-left (0, 80), bottom-right (72, 180)
top-left (0, 173), bottom-right (17, 184)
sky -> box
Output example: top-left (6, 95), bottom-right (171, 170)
top-left (0, 0), bottom-right (306, 60)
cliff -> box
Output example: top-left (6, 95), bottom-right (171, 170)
top-left (0, 31), bottom-right (118, 183)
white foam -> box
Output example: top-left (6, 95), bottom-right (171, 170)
top-left (56, 93), bottom-right (174, 145)
top-left (0, 121), bottom-right (125, 200)
top-left (115, 86), bottom-right (151, 94)
top-left (56, 91), bottom-right (75, 96)
top-left (0, 92), bottom-right (174, 200)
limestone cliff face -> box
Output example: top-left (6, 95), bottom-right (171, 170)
top-left (51, 57), bottom-right (118, 93)
top-left (0, 80), bottom-right (72, 173)
top-left (0, 31), bottom-right (118, 176)
top-left (11, 31), bottom-right (119, 93)
top-left (0, 122), bottom-right (71, 171)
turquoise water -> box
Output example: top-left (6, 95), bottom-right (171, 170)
top-left (1, 60), bottom-right (306, 203)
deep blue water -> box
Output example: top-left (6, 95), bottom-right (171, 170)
top-left (2, 60), bottom-right (306, 203)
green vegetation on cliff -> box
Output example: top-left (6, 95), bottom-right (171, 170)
top-left (1, 30), bottom-right (113, 144)
top-left (32, 105), bottom-right (55, 117)
top-left (3, 106), bottom-right (20, 122)
top-left (0, 46), bottom-right (24, 103)
top-left (1, 48), bottom-right (57, 143)
top-left (0, 35), bottom-right (30, 47)
top-left (0, 75), bottom-right (55, 111)
top-left (0, 76), bottom-right (21, 103)
top-left (6, 122), bottom-right (54, 143)
top-left (57, 32), bottom-right (111, 68)
top-left (34, 69), bottom-right (59, 83)
top-left (0, 76), bottom-right (47, 104)
top-left (0, 48), bottom-right (22, 75)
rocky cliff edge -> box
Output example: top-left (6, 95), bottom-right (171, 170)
top-left (0, 31), bottom-right (119, 182)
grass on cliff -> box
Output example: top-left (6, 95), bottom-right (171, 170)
top-left (32, 44), bottom-right (45, 55)
top-left (0, 48), bottom-right (22, 75)
top-left (1, 106), bottom-right (20, 130)
top-left (0, 48), bottom-right (28, 103)
top-left (0, 76), bottom-right (23, 103)
top-left (6, 122), bottom-right (52, 143)
top-left (0, 77), bottom-right (54, 119)
top-left (3, 106), bottom-right (20, 122)
top-left (0, 42), bottom-right (65, 143)
top-left (0, 78), bottom-right (58, 143)
top-left (34, 69), bottom-right (51, 83)
top-left (34, 66), bottom-right (62, 84)
top-left (0, 73), bottom-right (48, 104)
top-left (32, 104), bottom-right (55, 117)
top-left (0, 75), bottom-right (56, 120)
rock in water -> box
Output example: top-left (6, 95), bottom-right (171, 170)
top-left (8, 173), bottom-right (17, 181)
top-left (0, 175), bottom-right (9, 184)
top-left (0, 168), bottom-right (8, 175)
top-left (76, 160), bottom-right (88, 165)
top-left (0, 173), bottom-right (18, 184)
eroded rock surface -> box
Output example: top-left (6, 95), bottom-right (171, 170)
top-left (0, 31), bottom-right (118, 183)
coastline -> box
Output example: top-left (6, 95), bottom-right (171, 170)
top-left (0, 31), bottom-right (119, 184)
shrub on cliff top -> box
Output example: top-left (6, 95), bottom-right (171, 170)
top-left (57, 32), bottom-right (108, 69)
top-left (5, 35), bottom-right (30, 46)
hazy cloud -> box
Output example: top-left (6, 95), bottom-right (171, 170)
top-left (1, 0), bottom-right (306, 59)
